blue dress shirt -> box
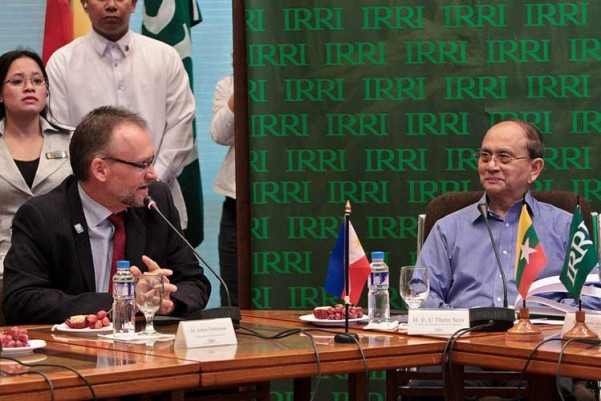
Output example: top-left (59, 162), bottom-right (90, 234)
top-left (417, 191), bottom-right (599, 309)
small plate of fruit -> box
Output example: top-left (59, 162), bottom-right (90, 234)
top-left (54, 310), bottom-right (113, 336)
top-left (0, 326), bottom-right (46, 356)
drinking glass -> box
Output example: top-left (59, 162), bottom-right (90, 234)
top-left (400, 266), bottom-right (430, 309)
top-left (134, 274), bottom-right (164, 336)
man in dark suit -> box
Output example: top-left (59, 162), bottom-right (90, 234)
top-left (3, 106), bottom-right (211, 324)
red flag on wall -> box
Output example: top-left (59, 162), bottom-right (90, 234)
top-left (42, 0), bottom-right (73, 64)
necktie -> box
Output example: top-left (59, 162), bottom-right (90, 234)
top-left (107, 212), bottom-right (126, 293)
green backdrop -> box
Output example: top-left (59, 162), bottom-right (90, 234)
top-left (242, 1), bottom-right (600, 397)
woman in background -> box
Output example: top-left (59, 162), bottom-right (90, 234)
top-left (0, 49), bottom-right (72, 287)
top-left (210, 73), bottom-right (237, 307)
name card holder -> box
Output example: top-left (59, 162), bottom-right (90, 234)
top-left (407, 308), bottom-right (470, 335)
top-left (174, 318), bottom-right (237, 348)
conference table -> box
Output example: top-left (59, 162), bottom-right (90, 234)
top-left (1, 310), bottom-right (445, 401)
top-left (0, 311), bottom-right (598, 401)
top-left (450, 324), bottom-right (600, 401)
top-left (0, 339), bottom-right (199, 400)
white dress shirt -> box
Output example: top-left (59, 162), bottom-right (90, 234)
top-left (210, 74), bottom-right (235, 199)
top-left (46, 29), bottom-right (196, 227)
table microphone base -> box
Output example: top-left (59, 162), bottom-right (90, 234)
top-left (334, 332), bottom-right (359, 343)
top-left (187, 307), bottom-right (241, 325)
top-left (470, 307), bottom-right (515, 332)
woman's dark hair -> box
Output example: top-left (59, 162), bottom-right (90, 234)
top-left (0, 48), bottom-right (68, 133)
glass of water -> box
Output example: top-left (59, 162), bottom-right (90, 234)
top-left (400, 266), bottom-right (430, 309)
top-left (134, 274), bottom-right (164, 336)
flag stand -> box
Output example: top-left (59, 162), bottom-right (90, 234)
top-left (560, 198), bottom-right (598, 340)
top-left (335, 201), bottom-right (359, 344)
top-left (563, 302), bottom-right (598, 340)
top-left (506, 301), bottom-right (542, 342)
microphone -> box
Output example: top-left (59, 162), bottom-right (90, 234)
top-left (468, 203), bottom-right (515, 331)
top-left (144, 196), bottom-right (241, 324)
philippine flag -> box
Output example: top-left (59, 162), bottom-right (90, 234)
top-left (324, 221), bottom-right (371, 305)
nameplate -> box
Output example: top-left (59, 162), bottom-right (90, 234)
top-left (45, 150), bottom-right (68, 159)
top-left (407, 308), bottom-right (470, 335)
top-left (174, 318), bottom-right (237, 348)
top-left (561, 311), bottom-right (601, 337)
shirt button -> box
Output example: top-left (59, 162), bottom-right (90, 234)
top-left (505, 223), bottom-right (510, 227)
top-left (497, 297), bottom-right (502, 302)
top-left (114, 63), bottom-right (118, 67)
top-left (502, 250), bottom-right (508, 255)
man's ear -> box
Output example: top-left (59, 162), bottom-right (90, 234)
top-left (90, 157), bottom-right (109, 182)
top-left (527, 158), bottom-right (544, 184)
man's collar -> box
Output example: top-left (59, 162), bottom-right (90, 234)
top-left (471, 191), bottom-right (537, 222)
top-left (89, 29), bottom-right (134, 57)
top-left (77, 182), bottom-right (124, 227)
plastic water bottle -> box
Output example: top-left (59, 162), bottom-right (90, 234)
top-left (368, 251), bottom-right (390, 322)
top-left (112, 260), bottom-right (136, 338)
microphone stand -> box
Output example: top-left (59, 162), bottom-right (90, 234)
top-left (470, 203), bottom-right (515, 332)
top-left (144, 196), bottom-right (241, 324)
top-left (335, 201), bottom-right (358, 343)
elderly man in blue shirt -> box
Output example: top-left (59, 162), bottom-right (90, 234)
top-left (418, 119), bottom-right (598, 311)
top-left (412, 119), bottom-right (598, 401)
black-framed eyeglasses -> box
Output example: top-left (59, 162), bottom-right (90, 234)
top-left (3, 77), bottom-right (47, 87)
top-left (473, 151), bottom-right (530, 165)
top-left (103, 156), bottom-right (155, 171)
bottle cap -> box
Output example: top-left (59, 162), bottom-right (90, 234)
top-left (371, 251), bottom-right (384, 261)
top-left (116, 260), bottom-right (130, 269)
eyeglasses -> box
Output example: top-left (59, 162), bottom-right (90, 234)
top-left (103, 156), bottom-right (155, 171)
top-left (3, 77), bottom-right (47, 87)
top-left (474, 151), bottom-right (530, 165)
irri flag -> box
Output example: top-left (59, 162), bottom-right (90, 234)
top-left (143, 0), bottom-right (204, 246)
top-left (515, 203), bottom-right (547, 300)
top-left (324, 222), bottom-right (371, 305)
top-left (560, 206), bottom-right (599, 300)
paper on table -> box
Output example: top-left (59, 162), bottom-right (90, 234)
top-left (98, 333), bottom-right (175, 342)
top-left (362, 321), bottom-right (400, 332)
top-left (513, 274), bottom-right (601, 316)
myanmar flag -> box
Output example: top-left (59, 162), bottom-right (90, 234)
top-left (515, 203), bottom-right (548, 300)
top-left (324, 221), bottom-right (371, 305)
top-left (42, 0), bottom-right (91, 64)
top-left (560, 205), bottom-right (599, 300)
top-left (143, 0), bottom-right (204, 246)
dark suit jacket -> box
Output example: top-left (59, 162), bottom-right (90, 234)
top-left (3, 175), bottom-right (211, 324)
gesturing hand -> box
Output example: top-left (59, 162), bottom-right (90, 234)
top-left (130, 255), bottom-right (178, 315)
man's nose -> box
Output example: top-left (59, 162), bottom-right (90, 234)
top-left (485, 155), bottom-right (501, 166)
top-left (145, 164), bottom-right (158, 180)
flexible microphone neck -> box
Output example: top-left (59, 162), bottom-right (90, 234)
top-left (463, 202), bottom-right (515, 332)
top-left (144, 196), bottom-right (240, 323)
top-left (478, 203), bottom-right (508, 308)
